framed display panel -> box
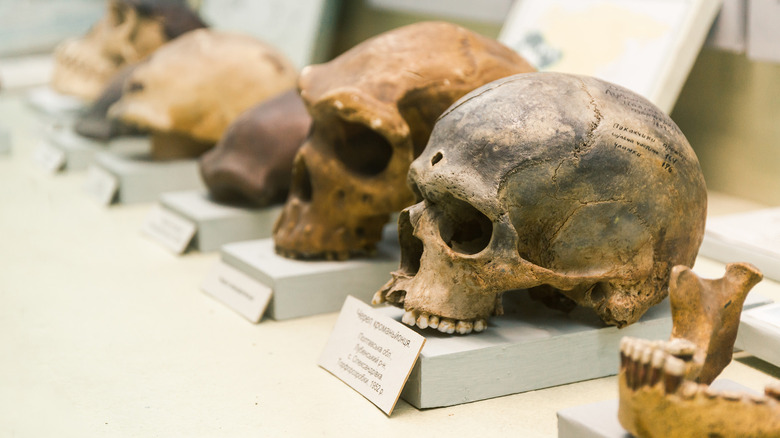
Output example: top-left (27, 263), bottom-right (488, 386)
top-left (498, 0), bottom-right (723, 113)
top-left (197, 0), bottom-right (341, 68)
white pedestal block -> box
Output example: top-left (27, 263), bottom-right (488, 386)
top-left (375, 293), bottom-right (771, 409)
top-left (26, 86), bottom-right (87, 121)
top-left (88, 152), bottom-right (205, 205)
top-left (556, 380), bottom-right (753, 438)
top-left (736, 302), bottom-right (780, 368)
top-left (207, 226), bottom-right (400, 321)
top-left (41, 125), bottom-right (150, 172)
top-left (158, 190), bottom-right (282, 252)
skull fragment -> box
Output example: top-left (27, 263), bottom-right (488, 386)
top-left (199, 90), bottom-right (311, 206)
top-left (109, 29), bottom-right (298, 160)
top-left (272, 21), bottom-right (535, 260)
top-left (618, 263), bottom-right (777, 437)
top-left (51, 0), bottom-right (205, 101)
top-left (374, 72), bottom-right (708, 334)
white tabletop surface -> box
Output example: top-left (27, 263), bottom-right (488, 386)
top-left (1, 89), bottom-right (778, 437)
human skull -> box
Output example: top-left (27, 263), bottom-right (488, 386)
top-left (109, 29), bottom-right (298, 160)
top-left (199, 90), bottom-right (311, 206)
top-left (51, 0), bottom-right (205, 101)
top-left (272, 21), bottom-right (535, 260)
top-left (374, 72), bottom-right (708, 334)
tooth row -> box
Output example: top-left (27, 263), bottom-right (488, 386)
top-left (621, 337), bottom-right (687, 393)
top-left (620, 337), bottom-right (780, 406)
top-left (400, 309), bottom-right (487, 335)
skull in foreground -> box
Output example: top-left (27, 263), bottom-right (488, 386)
top-left (199, 90), bottom-right (311, 206)
top-left (51, 0), bottom-right (204, 101)
top-left (109, 29), bottom-right (298, 160)
top-left (272, 21), bottom-right (535, 260)
top-left (374, 72), bottom-right (708, 334)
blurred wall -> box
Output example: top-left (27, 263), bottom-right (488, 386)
top-left (671, 48), bottom-right (780, 206)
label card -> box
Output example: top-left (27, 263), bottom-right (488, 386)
top-left (34, 141), bottom-right (66, 173)
top-left (141, 205), bottom-right (197, 254)
top-left (318, 296), bottom-right (426, 415)
top-left (84, 164), bottom-right (119, 205)
top-left (201, 260), bottom-right (273, 323)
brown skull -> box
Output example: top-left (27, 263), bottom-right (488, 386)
top-left (51, 0), bottom-right (205, 101)
top-left (108, 29), bottom-right (298, 160)
top-left (374, 72), bottom-right (708, 334)
top-left (199, 90), bottom-right (311, 206)
top-left (272, 21), bottom-right (535, 260)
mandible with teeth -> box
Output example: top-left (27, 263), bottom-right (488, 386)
top-left (272, 21), bottom-right (535, 261)
top-left (374, 72), bottom-right (708, 334)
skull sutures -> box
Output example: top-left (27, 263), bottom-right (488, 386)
top-left (109, 29), bottom-right (298, 160)
top-left (51, 0), bottom-right (205, 101)
top-left (200, 90), bottom-right (311, 206)
top-left (374, 72), bottom-right (707, 334)
top-left (272, 21), bottom-right (535, 260)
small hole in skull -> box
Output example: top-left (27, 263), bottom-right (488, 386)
top-left (336, 190), bottom-right (345, 200)
top-left (127, 81), bottom-right (144, 93)
top-left (355, 227), bottom-right (365, 238)
top-left (334, 119), bottom-right (393, 176)
top-left (361, 194), bottom-right (372, 203)
top-left (439, 198), bottom-right (493, 255)
top-left (290, 157), bottom-right (313, 202)
top-left (431, 152), bottom-right (443, 166)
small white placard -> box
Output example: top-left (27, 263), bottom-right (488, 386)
top-left (83, 164), bottom-right (119, 205)
top-left (201, 260), bottom-right (273, 323)
top-left (319, 296), bottom-right (426, 415)
top-left (34, 141), bottom-right (66, 173)
top-left (141, 205), bottom-right (197, 254)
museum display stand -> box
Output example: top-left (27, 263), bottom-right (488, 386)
top-left (735, 302), bottom-right (780, 368)
top-left (84, 151), bottom-right (205, 205)
top-left (0, 125), bottom-right (10, 155)
top-left (141, 190), bottom-right (282, 253)
top-left (25, 86), bottom-right (86, 121)
top-left (34, 124), bottom-right (150, 173)
top-left (201, 226), bottom-right (401, 323)
top-left (556, 380), bottom-right (754, 438)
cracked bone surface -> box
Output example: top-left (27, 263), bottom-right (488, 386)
top-left (618, 263), bottom-right (778, 437)
top-left (199, 90), bottom-right (311, 207)
top-left (108, 29), bottom-right (298, 161)
top-left (374, 72), bottom-right (707, 332)
top-left (271, 21), bottom-right (535, 261)
top-left (51, 0), bottom-right (205, 101)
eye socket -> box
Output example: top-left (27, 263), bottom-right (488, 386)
top-left (438, 197), bottom-right (492, 255)
top-left (333, 119), bottom-right (393, 176)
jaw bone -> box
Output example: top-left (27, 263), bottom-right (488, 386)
top-left (618, 262), bottom-right (780, 437)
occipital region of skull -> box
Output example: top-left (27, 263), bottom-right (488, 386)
top-left (374, 72), bottom-right (708, 334)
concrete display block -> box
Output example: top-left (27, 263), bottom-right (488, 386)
top-left (158, 190), bottom-right (282, 252)
top-left (89, 152), bottom-right (205, 204)
top-left (373, 293), bottom-right (770, 409)
top-left (210, 226), bottom-right (400, 321)
top-left (736, 302), bottom-right (780, 368)
top-left (43, 125), bottom-right (150, 171)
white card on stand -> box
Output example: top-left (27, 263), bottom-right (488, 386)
top-left (141, 205), bottom-right (197, 254)
top-left (201, 260), bottom-right (273, 323)
top-left (319, 296), bottom-right (425, 415)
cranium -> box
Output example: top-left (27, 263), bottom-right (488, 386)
top-left (74, 63), bottom-right (145, 141)
top-left (272, 21), bottom-right (535, 260)
top-left (109, 29), bottom-right (298, 160)
top-left (374, 72), bottom-right (708, 334)
top-left (618, 263), bottom-right (778, 437)
top-left (51, 0), bottom-right (205, 101)
top-left (199, 89), bottom-right (311, 206)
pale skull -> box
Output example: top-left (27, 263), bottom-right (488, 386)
top-left (51, 0), bottom-right (204, 101)
top-left (374, 72), bottom-right (708, 334)
top-left (272, 21), bottom-right (535, 260)
top-left (109, 29), bottom-right (298, 160)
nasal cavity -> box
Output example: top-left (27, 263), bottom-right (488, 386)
top-left (398, 209), bottom-right (423, 275)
